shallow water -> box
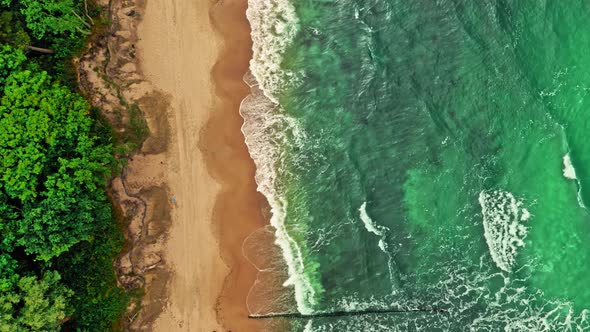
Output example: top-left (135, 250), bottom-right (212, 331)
top-left (244, 0), bottom-right (590, 330)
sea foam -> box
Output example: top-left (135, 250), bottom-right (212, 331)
top-left (563, 153), bottom-right (577, 180)
top-left (240, 80), bottom-right (315, 314)
top-left (358, 202), bottom-right (399, 291)
top-left (479, 190), bottom-right (530, 272)
top-left (246, 0), bottom-right (300, 102)
top-left (562, 153), bottom-right (586, 208)
top-left (359, 202), bottom-right (385, 237)
top-left (243, 0), bottom-right (315, 314)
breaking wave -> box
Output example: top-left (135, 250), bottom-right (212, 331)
top-left (246, 0), bottom-right (300, 102)
top-left (243, 0), bottom-right (320, 316)
top-left (240, 74), bottom-right (316, 314)
top-left (563, 153), bottom-right (577, 180)
top-left (479, 190), bottom-right (530, 272)
top-left (358, 202), bottom-right (399, 292)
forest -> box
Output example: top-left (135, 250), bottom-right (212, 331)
top-left (0, 0), bottom-right (130, 330)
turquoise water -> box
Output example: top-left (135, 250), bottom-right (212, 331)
top-left (243, 1), bottom-right (590, 330)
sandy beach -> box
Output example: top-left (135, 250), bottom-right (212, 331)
top-left (79, 0), bottom-right (266, 329)
top-left (137, 0), bottom-right (264, 330)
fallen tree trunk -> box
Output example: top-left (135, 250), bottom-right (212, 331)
top-left (26, 45), bottom-right (55, 54)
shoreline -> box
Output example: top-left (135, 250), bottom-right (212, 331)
top-left (205, 0), bottom-right (268, 330)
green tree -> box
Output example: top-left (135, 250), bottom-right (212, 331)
top-left (0, 69), bottom-right (115, 260)
top-left (0, 253), bottom-right (18, 292)
top-left (0, 3), bottom-right (130, 329)
top-left (0, 11), bottom-right (30, 49)
top-left (0, 271), bottom-right (72, 332)
top-left (0, 45), bottom-right (25, 87)
top-left (55, 221), bottom-right (130, 330)
top-left (6, 0), bottom-right (88, 40)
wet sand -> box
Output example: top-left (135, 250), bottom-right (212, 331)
top-left (135, 0), bottom-right (264, 330)
top-left (205, 0), bottom-right (270, 330)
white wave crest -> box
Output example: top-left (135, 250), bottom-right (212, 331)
top-left (358, 202), bottom-right (399, 292)
top-left (246, 0), bottom-right (300, 103)
top-left (479, 190), bottom-right (530, 272)
top-left (359, 202), bottom-right (385, 237)
top-left (240, 76), bottom-right (315, 314)
top-left (563, 153), bottom-right (577, 180)
top-left (245, 0), bottom-right (313, 314)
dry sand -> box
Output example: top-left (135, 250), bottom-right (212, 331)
top-left (136, 0), bottom-right (265, 331)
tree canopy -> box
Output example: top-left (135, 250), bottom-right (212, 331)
top-left (0, 68), bottom-right (114, 260)
top-left (0, 270), bottom-right (72, 332)
top-left (0, 2), bottom-right (130, 329)
top-left (0, 0), bottom-right (88, 40)
top-left (14, 0), bottom-right (86, 40)
top-left (0, 11), bottom-right (30, 49)
top-left (1, 0), bottom-right (92, 57)
top-left (0, 45), bottom-right (25, 86)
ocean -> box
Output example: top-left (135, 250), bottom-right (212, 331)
top-left (242, 0), bottom-right (590, 330)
